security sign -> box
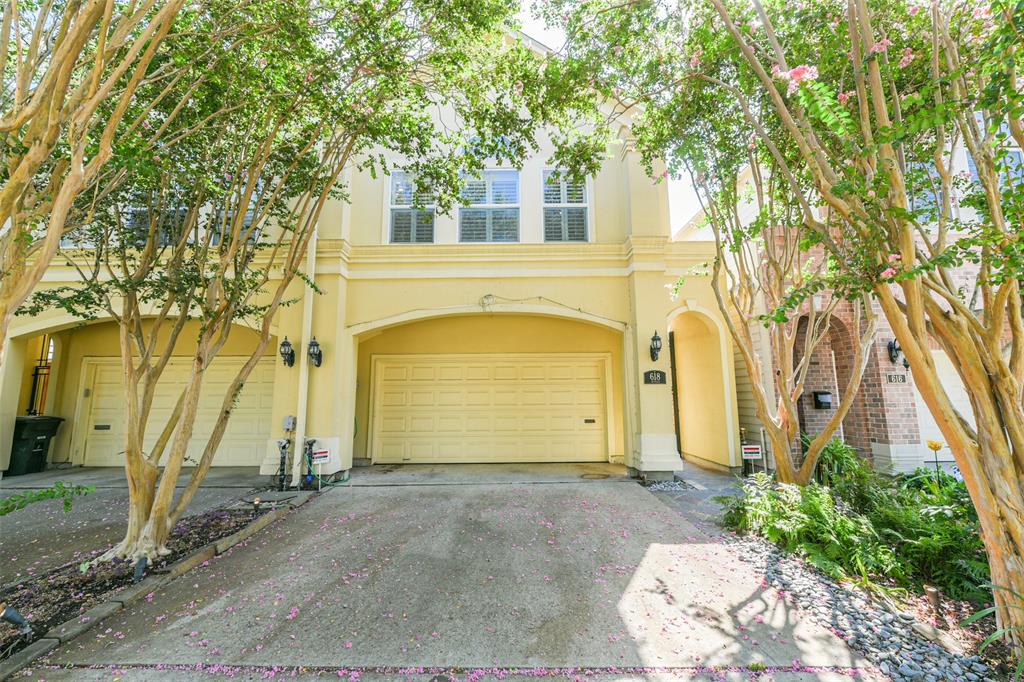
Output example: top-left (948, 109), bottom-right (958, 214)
top-left (741, 444), bottom-right (763, 461)
top-left (311, 449), bottom-right (330, 464)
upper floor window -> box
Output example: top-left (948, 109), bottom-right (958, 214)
top-left (543, 170), bottom-right (588, 242)
top-left (459, 170), bottom-right (519, 242)
top-left (390, 172), bottom-right (435, 243)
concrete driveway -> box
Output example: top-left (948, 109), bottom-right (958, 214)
top-left (26, 465), bottom-right (873, 681)
top-left (0, 467), bottom-right (266, 585)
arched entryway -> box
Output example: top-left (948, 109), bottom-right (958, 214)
top-left (351, 313), bottom-right (626, 465)
top-left (791, 312), bottom-right (871, 457)
top-left (668, 308), bottom-right (736, 469)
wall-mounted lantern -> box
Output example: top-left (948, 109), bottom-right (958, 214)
top-left (887, 339), bottom-right (910, 370)
top-left (308, 336), bottom-right (323, 367)
top-left (279, 337), bottom-right (295, 367)
top-left (650, 331), bottom-right (662, 361)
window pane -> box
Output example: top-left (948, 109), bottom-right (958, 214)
top-left (391, 209), bottom-right (413, 242)
top-left (490, 171), bottom-right (519, 204)
top-left (543, 171), bottom-right (562, 204)
top-left (460, 209), bottom-right (488, 241)
top-left (391, 172), bottom-right (414, 206)
top-left (490, 208), bottom-right (519, 241)
top-left (543, 208), bottom-right (564, 241)
top-left (565, 208), bottom-right (587, 240)
top-left (565, 180), bottom-right (585, 204)
top-left (414, 211), bottom-right (434, 243)
top-left (461, 179), bottom-right (487, 205)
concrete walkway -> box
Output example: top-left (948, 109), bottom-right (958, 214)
top-left (0, 467), bottom-right (266, 584)
top-left (24, 465), bottom-right (874, 681)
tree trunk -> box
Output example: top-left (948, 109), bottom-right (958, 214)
top-left (965, 451), bottom-right (1024, 653)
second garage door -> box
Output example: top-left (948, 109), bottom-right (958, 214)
top-left (370, 353), bottom-right (609, 463)
top-left (81, 356), bottom-right (275, 467)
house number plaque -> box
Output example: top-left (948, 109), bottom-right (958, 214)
top-left (643, 370), bottom-right (667, 385)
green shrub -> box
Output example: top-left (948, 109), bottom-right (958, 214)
top-left (0, 481), bottom-right (95, 516)
top-left (719, 442), bottom-right (989, 601)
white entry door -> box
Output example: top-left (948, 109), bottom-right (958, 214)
top-left (370, 353), bottom-right (609, 464)
top-left (81, 357), bottom-right (275, 467)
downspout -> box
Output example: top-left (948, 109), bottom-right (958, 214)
top-left (290, 226), bottom-right (318, 486)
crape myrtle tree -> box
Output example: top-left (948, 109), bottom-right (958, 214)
top-left (684, 156), bottom-right (877, 485)
top-left (547, 0), bottom-right (1024, 651)
top-left (24, 0), bottom-right (605, 560)
top-left (0, 0), bottom-right (190, 364)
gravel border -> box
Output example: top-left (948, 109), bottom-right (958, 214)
top-left (723, 532), bottom-right (995, 682)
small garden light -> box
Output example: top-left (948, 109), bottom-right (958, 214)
top-left (307, 337), bottom-right (323, 367)
top-left (279, 337), bottom-right (295, 367)
top-left (649, 331), bottom-right (662, 361)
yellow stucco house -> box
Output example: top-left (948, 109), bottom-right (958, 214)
top-left (1, 119), bottom-right (741, 481)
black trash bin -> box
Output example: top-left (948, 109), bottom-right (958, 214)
top-left (5, 416), bottom-right (64, 476)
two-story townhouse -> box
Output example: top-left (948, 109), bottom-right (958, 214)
top-left (1, 112), bottom-right (743, 481)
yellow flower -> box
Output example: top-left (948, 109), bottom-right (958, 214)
top-left (926, 440), bottom-right (944, 452)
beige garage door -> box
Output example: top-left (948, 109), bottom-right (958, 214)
top-left (81, 357), bottom-right (275, 467)
top-left (371, 353), bottom-right (609, 463)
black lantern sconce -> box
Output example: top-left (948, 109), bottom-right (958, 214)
top-left (887, 339), bottom-right (910, 370)
top-left (650, 331), bottom-right (662, 361)
top-left (279, 337), bottom-right (295, 367)
top-left (307, 336), bottom-right (323, 367)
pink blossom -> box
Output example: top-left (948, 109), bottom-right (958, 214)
top-left (870, 38), bottom-right (892, 54)
top-left (286, 607), bottom-right (299, 620)
top-left (774, 64), bottom-right (819, 95)
top-left (909, 3), bottom-right (924, 16)
top-left (899, 47), bottom-right (914, 68)
top-left (837, 90), bottom-right (854, 104)
top-left (887, 253), bottom-right (902, 263)
top-left (689, 52), bottom-right (702, 69)
top-left (881, 267), bottom-right (898, 278)
top-left (867, 189), bottom-right (876, 198)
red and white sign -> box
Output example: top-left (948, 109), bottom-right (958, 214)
top-left (741, 444), bottom-right (763, 461)
top-left (311, 449), bottom-right (330, 464)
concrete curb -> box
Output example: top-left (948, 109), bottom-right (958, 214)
top-left (0, 495), bottom-right (313, 681)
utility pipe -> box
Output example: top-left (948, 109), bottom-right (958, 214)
top-left (290, 226), bottom-right (319, 486)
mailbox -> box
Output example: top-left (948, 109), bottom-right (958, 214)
top-left (812, 391), bottom-right (833, 409)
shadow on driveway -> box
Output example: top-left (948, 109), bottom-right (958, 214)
top-left (30, 469), bottom-right (871, 680)
top-left (0, 467), bottom-right (266, 584)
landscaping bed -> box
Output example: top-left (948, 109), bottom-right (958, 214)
top-left (0, 507), bottom-right (268, 661)
top-left (716, 439), bottom-right (1017, 680)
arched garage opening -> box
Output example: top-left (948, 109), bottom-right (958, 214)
top-left (4, 317), bottom-right (276, 469)
top-left (670, 310), bottom-right (731, 468)
top-left (352, 314), bottom-right (625, 464)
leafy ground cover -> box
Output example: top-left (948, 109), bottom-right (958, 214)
top-left (718, 440), bottom-right (1016, 674)
top-left (0, 507), bottom-right (267, 661)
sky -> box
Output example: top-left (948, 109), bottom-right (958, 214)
top-left (516, 6), bottom-right (704, 236)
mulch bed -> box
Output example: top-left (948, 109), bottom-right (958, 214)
top-left (0, 507), bottom-right (268, 662)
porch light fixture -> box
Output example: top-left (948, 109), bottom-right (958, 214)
top-left (279, 337), bottom-right (295, 367)
top-left (308, 336), bottom-right (323, 367)
top-left (888, 339), bottom-right (910, 370)
top-left (650, 331), bottom-right (662, 361)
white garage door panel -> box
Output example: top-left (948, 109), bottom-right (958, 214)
top-left (82, 357), bottom-right (274, 467)
top-left (372, 354), bottom-right (608, 464)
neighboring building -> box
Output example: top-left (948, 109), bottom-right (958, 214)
top-left (0, 116), bottom-right (743, 480)
top-left (677, 135), bottom-right (1024, 473)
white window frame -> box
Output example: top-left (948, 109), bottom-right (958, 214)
top-left (542, 169), bottom-right (592, 242)
top-left (458, 169), bottom-right (520, 243)
top-left (388, 171), bottom-right (436, 244)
